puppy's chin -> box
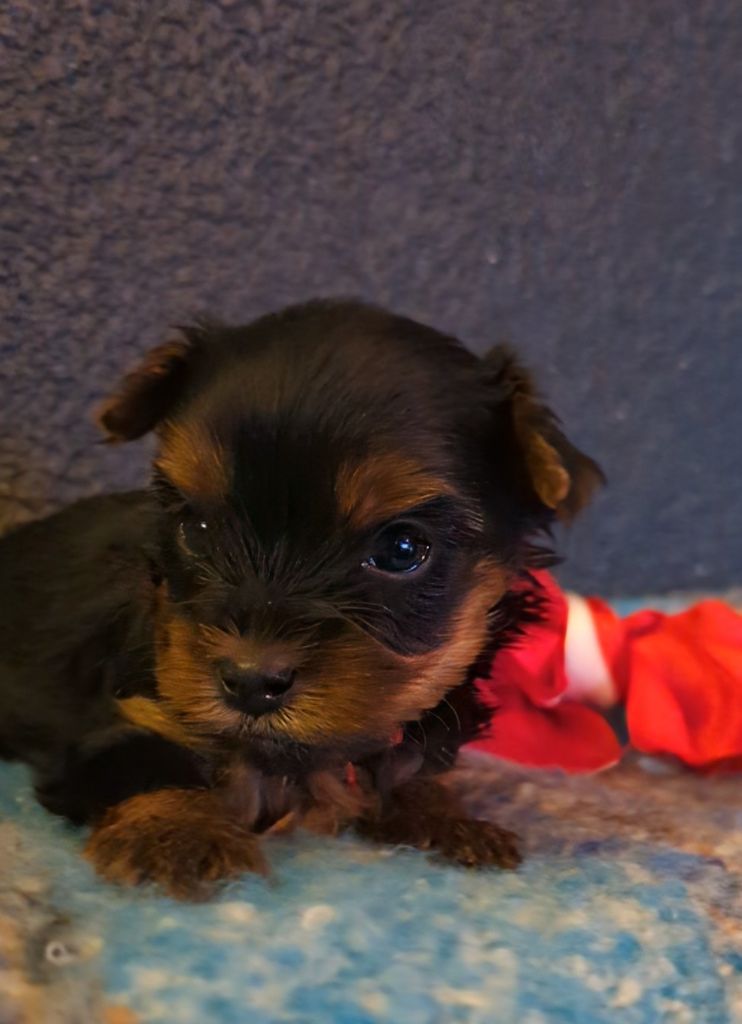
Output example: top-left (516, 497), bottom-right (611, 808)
top-left (235, 728), bottom-right (389, 776)
top-left (234, 702), bottom-right (398, 761)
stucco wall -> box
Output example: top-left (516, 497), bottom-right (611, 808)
top-left (2, 1), bottom-right (740, 593)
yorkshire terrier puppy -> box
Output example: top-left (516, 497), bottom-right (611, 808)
top-left (0, 300), bottom-right (601, 898)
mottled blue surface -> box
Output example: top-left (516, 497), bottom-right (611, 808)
top-left (1, 595), bottom-right (741, 1022)
top-left (1, 753), bottom-right (741, 1023)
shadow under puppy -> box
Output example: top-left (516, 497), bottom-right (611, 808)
top-left (0, 300), bottom-right (602, 899)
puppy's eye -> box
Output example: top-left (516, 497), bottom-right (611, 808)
top-left (364, 525), bottom-right (431, 574)
top-left (177, 517), bottom-right (210, 557)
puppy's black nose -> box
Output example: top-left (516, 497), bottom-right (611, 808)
top-left (217, 661), bottom-right (295, 717)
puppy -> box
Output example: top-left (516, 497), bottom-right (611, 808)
top-left (0, 300), bottom-right (601, 898)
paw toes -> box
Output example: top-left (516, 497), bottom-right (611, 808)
top-left (435, 820), bottom-right (521, 870)
top-left (84, 815), bottom-right (266, 900)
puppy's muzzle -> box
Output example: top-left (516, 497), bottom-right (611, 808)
top-left (217, 660), bottom-right (296, 717)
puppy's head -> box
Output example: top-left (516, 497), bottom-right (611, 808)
top-left (100, 301), bottom-right (601, 761)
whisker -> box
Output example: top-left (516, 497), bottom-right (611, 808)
top-left (423, 709), bottom-right (452, 735)
top-left (440, 697), bottom-right (462, 734)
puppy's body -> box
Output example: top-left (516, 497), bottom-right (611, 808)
top-left (0, 493), bottom-right (209, 816)
top-left (0, 491), bottom-right (153, 765)
top-left (0, 300), bottom-right (600, 897)
top-left (0, 490), bottom-right (479, 807)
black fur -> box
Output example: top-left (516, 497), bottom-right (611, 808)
top-left (0, 299), bottom-right (601, 869)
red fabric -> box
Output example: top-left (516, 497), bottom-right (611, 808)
top-left (468, 572), bottom-right (742, 774)
top-left (469, 571), bottom-right (623, 772)
top-left (595, 597), bottom-right (742, 771)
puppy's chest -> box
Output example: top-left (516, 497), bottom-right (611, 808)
top-left (218, 758), bottom-right (373, 837)
top-left (217, 728), bottom-right (439, 837)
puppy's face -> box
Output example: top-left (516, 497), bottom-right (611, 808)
top-left (100, 301), bottom-right (601, 760)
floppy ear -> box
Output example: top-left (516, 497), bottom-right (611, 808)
top-left (96, 334), bottom-right (195, 442)
top-left (484, 345), bottom-right (604, 520)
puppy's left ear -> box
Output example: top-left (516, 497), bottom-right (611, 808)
top-left (97, 331), bottom-right (197, 442)
top-left (484, 345), bottom-right (604, 521)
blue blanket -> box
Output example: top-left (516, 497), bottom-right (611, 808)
top-left (0, 598), bottom-right (740, 1023)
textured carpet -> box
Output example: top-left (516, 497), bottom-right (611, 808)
top-left (1, 599), bottom-right (741, 1024)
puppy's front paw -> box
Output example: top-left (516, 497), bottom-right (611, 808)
top-left (355, 777), bottom-right (521, 870)
top-left (84, 789), bottom-right (266, 900)
top-left (432, 818), bottom-right (521, 870)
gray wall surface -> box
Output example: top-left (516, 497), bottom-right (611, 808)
top-left (1, 1), bottom-right (740, 595)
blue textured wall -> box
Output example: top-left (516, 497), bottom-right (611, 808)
top-left (1, 1), bottom-right (740, 594)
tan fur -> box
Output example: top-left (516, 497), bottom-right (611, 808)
top-left (200, 624), bottom-right (307, 678)
top-left (259, 558), bottom-right (509, 746)
top-left (116, 696), bottom-right (203, 749)
top-left (218, 758), bottom-right (263, 825)
top-left (104, 1009), bottom-right (140, 1024)
top-left (412, 558), bottom-right (510, 701)
top-left (154, 608), bottom-right (243, 736)
top-left (149, 556), bottom-right (507, 751)
top-left (96, 338), bottom-right (190, 441)
top-left (84, 788), bottom-right (266, 899)
top-left (336, 452), bottom-right (456, 530)
top-left (511, 393), bottom-right (574, 510)
top-left (302, 768), bottom-right (372, 834)
top-left (523, 433), bottom-right (571, 508)
top-left (156, 420), bottom-right (230, 500)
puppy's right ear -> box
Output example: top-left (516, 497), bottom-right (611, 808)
top-left (96, 333), bottom-right (195, 442)
top-left (483, 345), bottom-right (604, 521)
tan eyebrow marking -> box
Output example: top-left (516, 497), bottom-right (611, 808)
top-left (335, 452), bottom-right (457, 530)
top-left (155, 421), bottom-right (230, 501)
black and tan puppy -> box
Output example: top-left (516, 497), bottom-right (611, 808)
top-left (0, 300), bottom-right (601, 898)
